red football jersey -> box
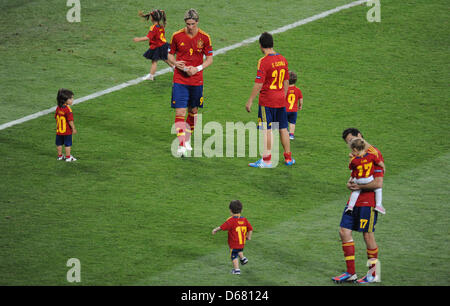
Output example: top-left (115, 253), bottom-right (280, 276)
top-left (169, 28), bottom-right (213, 86)
top-left (55, 105), bottom-right (74, 136)
top-left (146, 24), bottom-right (167, 49)
top-left (285, 85), bottom-right (303, 112)
top-left (220, 216), bottom-right (253, 249)
top-left (349, 152), bottom-right (382, 179)
top-left (349, 145), bottom-right (385, 207)
top-left (255, 53), bottom-right (289, 108)
top-left (366, 145), bottom-right (384, 178)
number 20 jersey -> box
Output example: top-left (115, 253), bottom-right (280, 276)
top-left (255, 53), bottom-right (289, 108)
top-left (220, 216), bottom-right (253, 249)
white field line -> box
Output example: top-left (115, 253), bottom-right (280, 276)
top-left (0, 0), bottom-right (368, 131)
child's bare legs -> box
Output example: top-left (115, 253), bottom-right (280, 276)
top-left (57, 145), bottom-right (63, 156)
top-left (164, 59), bottom-right (174, 69)
top-left (232, 258), bottom-right (240, 271)
top-left (238, 251), bottom-right (248, 264)
top-left (65, 146), bottom-right (71, 157)
top-left (231, 251), bottom-right (248, 274)
top-left (57, 145), bottom-right (72, 160)
top-left (289, 123), bottom-right (296, 135)
top-left (149, 61), bottom-right (158, 79)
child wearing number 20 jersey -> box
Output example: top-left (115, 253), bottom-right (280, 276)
top-left (55, 88), bottom-right (77, 162)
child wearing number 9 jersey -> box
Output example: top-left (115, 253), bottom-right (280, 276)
top-left (212, 200), bottom-right (253, 275)
top-left (55, 89), bottom-right (77, 162)
top-left (285, 71), bottom-right (303, 140)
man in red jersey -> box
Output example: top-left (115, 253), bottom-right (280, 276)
top-left (332, 128), bottom-right (384, 284)
top-left (167, 8), bottom-right (213, 157)
top-left (245, 32), bottom-right (294, 168)
top-left (212, 200), bottom-right (253, 275)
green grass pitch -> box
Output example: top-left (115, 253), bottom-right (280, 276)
top-left (0, 0), bottom-right (449, 286)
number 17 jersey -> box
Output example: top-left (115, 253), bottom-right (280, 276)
top-left (255, 53), bottom-right (289, 108)
top-left (220, 216), bottom-right (253, 249)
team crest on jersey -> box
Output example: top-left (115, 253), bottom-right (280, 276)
top-left (197, 39), bottom-right (204, 49)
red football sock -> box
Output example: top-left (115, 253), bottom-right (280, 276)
top-left (367, 247), bottom-right (379, 276)
top-left (342, 241), bottom-right (355, 275)
top-left (283, 152), bottom-right (292, 161)
top-left (175, 116), bottom-right (186, 146)
top-left (185, 112), bottom-right (197, 142)
top-left (263, 154), bottom-right (271, 162)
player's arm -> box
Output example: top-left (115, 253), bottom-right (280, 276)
top-left (167, 53), bottom-right (185, 71)
top-left (211, 226), bottom-right (222, 235)
top-left (299, 98), bottom-right (303, 110)
top-left (246, 230), bottom-right (253, 241)
top-left (284, 79), bottom-right (289, 97)
top-left (377, 161), bottom-right (386, 174)
top-left (186, 55), bottom-right (213, 76)
top-left (69, 120), bottom-right (77, 135)
top-left (246, 82), bottom-right (263, 113)
top-left (348, 176), bottom-right (383, 191)
top-left (133, 36), bottom-right (149, 42)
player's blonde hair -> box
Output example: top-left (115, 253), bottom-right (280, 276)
top-left (350, 138), bottom-right (366, 153)
top-left (184, 8), bottom-right (199, 21)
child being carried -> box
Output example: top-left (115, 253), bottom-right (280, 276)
top-left (347, 138), bottom-right (386, 215)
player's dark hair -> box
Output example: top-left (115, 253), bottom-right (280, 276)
top-left (342, 128), bottom-right (363, 141)
top-left (57, 88), bottom-right (74, 107)
top-left (259, 32), bottom-right (273, 49)
top-left (289, 71), bottom-right (297, 85)
top-left (184, 8), bottom-right (199, 22)
top-left (350, 138), bottom-right (366, 152)
top-left (139, 9), bottom-right (167, 27)
top-left (229, 200), bottom-right (243, 214)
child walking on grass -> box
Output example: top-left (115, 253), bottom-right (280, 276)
top-left (212, 200), bottom-right (253, 275)
top-left (133, 9), bottom-right (173, 81)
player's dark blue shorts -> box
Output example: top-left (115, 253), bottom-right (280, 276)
top-left (171, 82), bottom-right (204, 109)
top-left (287, 112), bottom-right (298, 124)
top-left (258, 105), bottom-right (288, 130)
top-left (340, 205), bottom-right (378, 232)
top-left (55, 134), bottom-right (72, 147)
top-left (230, 248), bottom-right (244, 260)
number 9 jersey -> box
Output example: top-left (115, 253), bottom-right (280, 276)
top-left (220, 216), bottom-right (253, 250)
top-left (169, 28), bottom-right (213, 86)
top-left (255, 53), bottom-right (289, 108)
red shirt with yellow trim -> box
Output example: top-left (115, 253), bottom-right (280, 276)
top-left (285, 85), bottom-right (303, 112)
top-left (55, 105), bottom-right (74, 136)
top-left (169, 28), bottom-right (213, 86)
top-left (349, 152), bottom-right (382, 179)
top-left (255, 53), bottom-right (289, 108)
top-left (220, 216), bottom-right (253, 249)
top-left (349, 145), bottom-right (385, 207)
top-left (146, 24), bottom-right (167, 49)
